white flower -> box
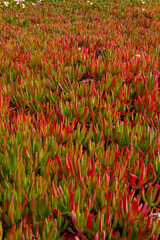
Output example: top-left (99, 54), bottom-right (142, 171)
top-left (32, 2), bottom-right (36, 5)
top-left (148, 213), bottom-right (160, 219)
top-left (14, 0), bottom-right (25, 2)
top-left (22, 3), bottom-right (25, 7)
top-left (4, 1), bottom-right (9, 6)
top-left (142, 8), bottom-right (145, 11)
top-left (90, 2), bottom-right (93, 4)
top-left (78, 47), bottom-right (81, 51)
top-left (142, 1), bottom-right (145, 3)
top-left (136, 54), bottom-right (141, 57)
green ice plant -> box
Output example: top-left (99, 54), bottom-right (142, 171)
top-left (0, 0), bottom-right (160, 239)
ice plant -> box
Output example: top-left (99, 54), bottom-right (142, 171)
top-left (0, 0), bottom-right (160, 239)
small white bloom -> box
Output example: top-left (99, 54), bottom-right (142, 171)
top-left (136, 54), bottom-right (141, 57)
top-left (90, 2), bottom-right (93, 4)
top-left (142, 8), bottom-right (145, 11)
top-left (32, 2), bottom-right (36, 5)
top-left (14, 0), bottom-right (24, 2)
top-left (142, 1), bottom-right (145, 3)
top-left (22, 3), bottom-right (25, 7)
top-left (4, 1), bottom-right (9, 6)
top-left (78, 47), bottom-right (81, 51)
top-left (148, 213), bottom-right (160, 219)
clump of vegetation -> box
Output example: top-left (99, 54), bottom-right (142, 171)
top-left (0, 0), bottom-right (160, 239)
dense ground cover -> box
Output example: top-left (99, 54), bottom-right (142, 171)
top-left (0, 0), bottom-right (160, 239)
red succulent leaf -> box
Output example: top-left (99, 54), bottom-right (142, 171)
top-left (87, 167), bottom-right (96, 177)
top-left (78, 163), bottom-right (85, 186)
top-left (52, 181), bottom-right (58, 198)
top-left (76, 112), bottom-right (80, 122)
top-left (139, 160), bottom-right (146, 183)
top-left (86, 213), bottom-right (92, 230)
top-left (152, 191), bottom-right (160, 207)
top-left (65, 155), bottom-right (70, 175)
top-left (130, 174), bottom-right (139, 189)
top-left (75, 228), bottom-right (87, 239)
top-left (53, 208), bottom-right (58, 216)
top-left (51, 167), bottom-right (56, 174)
top-left (123, 193), bottom-right (128, 215)
top-left (107, 191), bottom-right (112, 205)
top-left (137, 226), bottom-right (142, 238)
top-left (127, 227), bottom-right (132, 238)
top-left (155, 207), bottom-right (160, 213)
top-left (140, 202), bottom-right (148, 217)
top-left (138, 203), bottom-right (143, 212)
top-left (150, 221), bottom-right (155, 236)
top-left (119, 199), bottom-right (124, 216)
top-left (55, 153), bottom-right (63, 169)
top-left (87, 199), bottom-right (91, 211)
top-left (128, 204), bottom-right (132, 221)
top-left (74, 237), bottom-right (80, 240)
top-left (83, 107), bottom-right (88, 117)
top-left (105, 211), bottom-right (112, 226)
top-left (69, 158), bottom-right (75, 176)
top-left (93, 232), bottom-right (98, 240)
top-left (132, 198), bottom-right (138, 217)
top-left (146, 215), bottom-right (152, 229)
top-left (60, 131), bottom-right (64, 143)
top-left (112, 211), bottom-right (118, 229)
top-left (68, 181), bottom-right (73, 195)
top-left (99, 218), bottom-right (102, 232)
top-left (68, 192), bottom-right (74, 209)
top-left (87, 71), bottom-right (94, 78)
top-left (23, 146), bottom-right (30, 158)
top-left (10, 208), bottom-right (14, 225)
top-left (101, 231), bottom-right (106, 240)
top-left (71, 211), bottom-right (78, 227)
